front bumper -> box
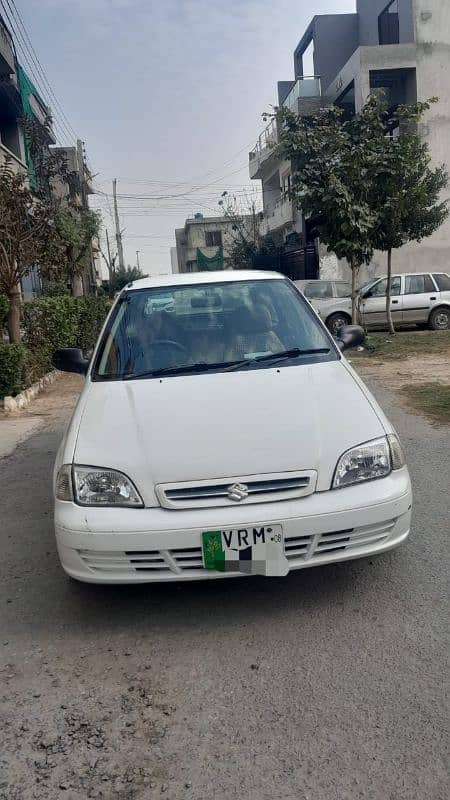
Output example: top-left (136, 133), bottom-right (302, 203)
top-left (55, 469), bottom-right (412, 583)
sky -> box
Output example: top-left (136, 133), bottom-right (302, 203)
top-left (14, 0), bottom-right (355, 275)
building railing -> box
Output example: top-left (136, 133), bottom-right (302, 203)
top-left (283, 76), bottom-right (322, 112)
top-left (0, 142), bottom-right (28, 176)
top-left (249, 118), bottom-right (278, 160)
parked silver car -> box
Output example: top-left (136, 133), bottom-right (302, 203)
top-left (295, 279), bottom-right (352, 308)
top-left (306, 273), bottom-right (450, 335)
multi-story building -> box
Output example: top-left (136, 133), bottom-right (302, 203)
top-left (249, 0), bottom-right (450, 281)
top-left (0, 14), bottom-right (27, 175)
top-left (175, 214), bottom-right (256, 273)
top-left (1, 13), bottom-right (57, 298)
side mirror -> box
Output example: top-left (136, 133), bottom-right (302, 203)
top-left (52, 347), bottom-right (89, 375)
top-left (336, 324), bottom-right (365, 351)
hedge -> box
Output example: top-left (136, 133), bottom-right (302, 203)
top-left (23, 296), bottom-right (110, 383)
top-left (0, 344), bottom-right (26, 399)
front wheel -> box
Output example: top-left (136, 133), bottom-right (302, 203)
top-left (326, 312), bottom-right (352, 337)
top-left (429, 307), bottom-right (450, 331)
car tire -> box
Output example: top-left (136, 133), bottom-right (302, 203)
top-left (429, 307), bottom-right (450, 331)
top-left (326, 312), bottom-right (352, 337)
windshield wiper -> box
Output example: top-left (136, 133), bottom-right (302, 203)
top-left (123, 360), bottom-right (243, 379)
top-left (223, 347), bottom-right (331, 371)
top-left (122, 349), bottom-right (331, 380)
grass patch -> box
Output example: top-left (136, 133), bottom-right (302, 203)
top-left (400, 382), bottom-right (450, 424)
top-left (351, 330), bottom-right (450, 360)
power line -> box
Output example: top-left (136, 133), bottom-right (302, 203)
top-left (93, 164), bottom-right (253, 202)
top-left (0, 0), bottom-right (75, 145)
top-left (6, 0), bottom-right (79, 141)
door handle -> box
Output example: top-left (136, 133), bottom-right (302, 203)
top-left (430, 297), bottom-right (436, 301)
top-left (391, 300), bottom-right (399, 304)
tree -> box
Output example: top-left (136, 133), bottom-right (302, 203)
top-left (110, 265), bottom-right (146, 292)
top-left (275, 96), bottom-right (393, 321)
top-left (218, 190), bottom-right (278, 269)
top-left (275, 94), bottom-right (449, 328)
top-left (370, 100), bottom-right (448, 333)
top-left (49, 206), bottom-right (101, 293)
top-left (23, 115), bottom-right (102, 297)
top-left (0, 162), bottom-right (55, 342)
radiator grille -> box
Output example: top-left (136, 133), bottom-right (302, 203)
top-left (156, 471), bottom-right (317, 510)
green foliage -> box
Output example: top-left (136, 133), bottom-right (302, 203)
top-left (41, 280), bottom-right (71, 297)
top-left (23, 296), bottom-right (79, 382)
top-left (217, 190), bottom-right (270, 269)
top-left (0, 293), bottom-right (9, 326)
top-left (0, 344), bottom-right (26, 399)
top-left (45, 207), bottom-right (102, 283)
top-left (274, 93), bottom-right (449, 323)
top-left (75, 296), bottom-right (110, 354)
top-left (275, 99), bottom-right (384, 269)
top-left (111, 265), bottom-right (146, 292)
top-left (370, 100), bottom-right (449, 252)
top-left (22, 296), bottom-right (109, 382)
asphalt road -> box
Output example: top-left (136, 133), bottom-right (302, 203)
top-left (0, 380), bottom-right (448, 800)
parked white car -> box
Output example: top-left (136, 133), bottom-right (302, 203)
top-left (316, 272), bottom-right (450, 336)
top-left (295, 279), bottom-right (352, 308)
top-left (53, 271), bottom-right (412, 584)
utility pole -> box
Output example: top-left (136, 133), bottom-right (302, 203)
top-left (106, 228), bottom-right (115, 289)
top-left (113, 179), bottom-right (125, 271)
top-left (136, 250), bottom-right (141, 270)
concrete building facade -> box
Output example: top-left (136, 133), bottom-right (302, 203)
top-left (0, 14), bottom-right (27, 175)
top-left (249, 0), bottom-right (450, 282)
top-left (175, 214), bottom-right (255, 273)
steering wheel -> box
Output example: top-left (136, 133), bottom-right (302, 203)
top-left (152, 339), bottom-right (188, 355)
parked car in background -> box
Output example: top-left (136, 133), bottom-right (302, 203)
top-left (295, 279), bottom-right (352, 309)
top-left (314, 272), bottom-right (450, 335)
top-left (52, 270), bottom-right (411, 584)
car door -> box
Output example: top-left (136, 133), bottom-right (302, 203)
top-left (401, 274), bottom-right (438, 325)
top-left (359, 276), bottom-right (402, 328)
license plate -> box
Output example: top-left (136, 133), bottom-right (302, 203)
top-left (202, 525), bottom-right (289, 577)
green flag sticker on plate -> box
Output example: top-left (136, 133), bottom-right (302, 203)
top-left (202, 526), bottom-right (289, 577)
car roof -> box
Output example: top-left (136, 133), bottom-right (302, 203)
top-left (126, 270), bottom-right (284, 291)
top-left (295, 279), bottom-right (349, 284)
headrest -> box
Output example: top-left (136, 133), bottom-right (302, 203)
top-left (231, 305), bottom-right (272, 334)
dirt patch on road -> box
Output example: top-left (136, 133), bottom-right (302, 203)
top-left (0, 374), bottom-right (83, 458)
top-left (350, 353), bottom-right (450, 390)
top-left (4, 373), bottom-right (84, 426)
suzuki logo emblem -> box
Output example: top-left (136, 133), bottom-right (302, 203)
top-left (227, 483), bottom-right (249, 502)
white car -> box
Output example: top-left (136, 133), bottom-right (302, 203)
top-left (52, 271), bottom-right (412, 584)
top-left (317, 272), bottom-right (450, 336)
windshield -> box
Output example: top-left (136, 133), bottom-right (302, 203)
top-left (358, 278), bottom-right (380, 295)
top-left (93, 278), bottom-right (337, 380)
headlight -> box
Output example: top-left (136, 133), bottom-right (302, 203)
top-left (69, 465), bottom-right (144, 507)
top-left (333, 436), bottom-right (397, 489)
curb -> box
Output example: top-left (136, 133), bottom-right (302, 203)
top-left (2, 370), bottom-right (58, 413)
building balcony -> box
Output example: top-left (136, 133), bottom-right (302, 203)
top-left (260, 195), bottom-right (294, 236)
top-left (0, 19), bottom-right (15, 77)
top-left (282, 76), bottom-right (322, 115)
top-left (249, 119), bottom-right (278, 180)
top-left (0, 141), bottom-right (27, 176)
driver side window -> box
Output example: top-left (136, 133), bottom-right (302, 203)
top-left (369, 277), bottom-right (401, 297)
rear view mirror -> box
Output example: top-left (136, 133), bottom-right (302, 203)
top-left (52, 348), bottom-right (89, 375)
top-left (336, 325), bottom-right (365, 351)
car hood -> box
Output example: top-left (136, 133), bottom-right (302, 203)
top-left (73, 361), bottom-right (386, 503)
